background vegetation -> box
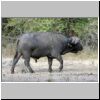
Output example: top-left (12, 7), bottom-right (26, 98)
top-left (2, 18), bottom-right (98, 57)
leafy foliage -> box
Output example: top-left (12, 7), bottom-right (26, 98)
top-left (2, 17), bottom-right (98, 50)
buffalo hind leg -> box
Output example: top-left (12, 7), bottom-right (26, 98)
top-left (56, 55), bottom-right (63, 72)
top-left (48, 57), bottom-right (53, 72)
top-left (24, 57), bottom-right (34, 73)
top-left (11, 52), bottom-right (21, 74)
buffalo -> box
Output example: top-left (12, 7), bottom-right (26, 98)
top-left (11, 32), bottom-right (83, 74)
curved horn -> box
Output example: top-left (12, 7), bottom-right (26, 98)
top-left (69, 36), bottom-right (80, 44)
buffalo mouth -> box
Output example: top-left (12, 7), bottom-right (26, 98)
top-left (72, 46), bottom-right (83, 53)
top-left (71, 48), bottom-right (82, 53)
top-left (71, 51), bottom-right (78, 53)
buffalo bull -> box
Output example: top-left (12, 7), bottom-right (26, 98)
top-left (11, 32), bottom-right (83, 74)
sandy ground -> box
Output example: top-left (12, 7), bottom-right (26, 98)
top-left (2, 57), bottom-right (98, 82)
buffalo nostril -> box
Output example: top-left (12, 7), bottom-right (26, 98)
top-left (80, 46), bottom-right (83, 50)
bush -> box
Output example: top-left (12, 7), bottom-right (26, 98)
top-left (2, 17), bottom-right (98, 51)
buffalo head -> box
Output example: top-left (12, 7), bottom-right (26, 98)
top-left (67, 36), bottom-right (83, 53)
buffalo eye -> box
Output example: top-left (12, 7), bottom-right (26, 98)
top-left (67, 43), bottom-right (72, 47)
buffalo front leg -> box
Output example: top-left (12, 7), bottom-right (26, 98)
top-left (56, 55), bottom-right (63, 72)
top-left (11, 52), bottom-right (21, 74)
top-left (48, 57), bottom-right (53, 72)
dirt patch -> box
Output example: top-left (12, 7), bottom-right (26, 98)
top-left (1, 57), bottom-right (98, 82)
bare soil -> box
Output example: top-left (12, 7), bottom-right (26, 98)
top-left (2, 57), bottom-right (98, 82)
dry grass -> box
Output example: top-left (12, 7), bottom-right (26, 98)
top-left (2, 47), bottom-right (98, 82)
top-left (63, 50), bottom-right (98, 60)
top-left (2, 57), bottom-right (98, 82)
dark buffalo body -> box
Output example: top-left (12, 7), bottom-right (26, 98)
top-left (11, 32), bottom-right (83, 74)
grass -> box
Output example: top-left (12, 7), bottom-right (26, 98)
top-left (63, 50), bottom-right (98, 60)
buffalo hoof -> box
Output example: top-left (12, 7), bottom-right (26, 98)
top-left (11, 69), bottom-right (14, 74)
top-left (59, 68), bottom-right (63, 72)
top-left (11, 71), bottom-right (14, 74)
top-left (48, 69), bottom-right (53, 73)
top-left (30, 70), bottom-right (35, 73)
